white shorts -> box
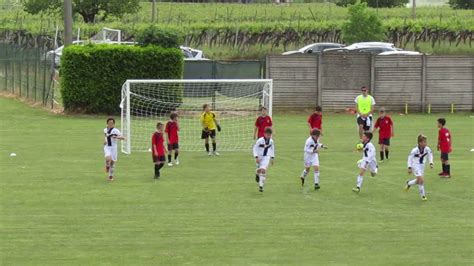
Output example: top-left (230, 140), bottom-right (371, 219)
top-left (104, 146), bottom-right (118, 161)
top-left (256, 156), bottom-right (271, 170)
top-left (412, 164), bottom-right (425, 177)
top-left (304, 153), bottom-right (319, 167)
top-left (358, 159), bottom-right (378, 174)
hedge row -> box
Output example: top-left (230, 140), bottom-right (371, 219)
top-left (60, 44), bottom-right (183, 114)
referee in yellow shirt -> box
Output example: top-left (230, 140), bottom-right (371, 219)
top-left (200, 104), bottom-right (220, 155)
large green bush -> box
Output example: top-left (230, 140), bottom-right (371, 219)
top-left (60, 44), bottom-right (183, 114)
top-left (136, 26), bottom-right (184, 48)
top-left (342, 2), bottom-right (385, 43)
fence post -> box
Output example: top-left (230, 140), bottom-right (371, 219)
top-left (317, 53), bottom-right (322, 107)
top-left (421, 54), bottom-right (427, 113)
top-left (370, 54), bottom-right (375, 97)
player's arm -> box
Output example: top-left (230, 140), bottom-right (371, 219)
top-left (114, 130), bottom-right (125, 140)
top-left (390, 118), bottom-right (394, 137)
top-left (354, 96), bottom-right (362, 116)
top-left (369, 97), bottom-right (375, 115)
top-left (253, 140), bottom-right (260, 163)
top-left (428, 147), bottom-right (434, 168)
top-left (199, 114), bottom-right (206, 129)
top-left (407, 149), bottom-right (415, 173)
top-left (304, 140), bottom-right (314, 154)
top-left (270, 142), bottom-right (275, 165)
top-left (152, 137), bottom-right (158, 156)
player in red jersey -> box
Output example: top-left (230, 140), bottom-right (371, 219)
top-left (307, 106), bottom-right (323, 134)
top-left (152, 122), bottom-right (167, 179)
top-left (165, 113), bottom-right (180, 166)
top-left (437, 118), bottom-right (452, 178)
top-left (374, 107), bottom-right (394, 163)
top-left (254, 106), bottom-right (273, 139)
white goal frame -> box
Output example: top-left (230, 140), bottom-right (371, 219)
top-left (120, 79), bottom-right (273, 154)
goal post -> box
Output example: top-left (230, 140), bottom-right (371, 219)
top-left (120, 79), bottom-right (273, 154)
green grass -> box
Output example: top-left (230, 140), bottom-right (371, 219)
top-left (1, 97), bottom-right (473, 265)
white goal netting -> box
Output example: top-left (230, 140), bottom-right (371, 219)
top-left (120, 79), bottom-right (272, 154)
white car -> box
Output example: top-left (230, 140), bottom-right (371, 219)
top-left (378, 51), bottom-right (422, 55)
top-left (323, 42), bottom-right (397, 55)
top-left (180, 46), bottom-right (208, 60)
top-left (282, 42), bottom-right (345, 55)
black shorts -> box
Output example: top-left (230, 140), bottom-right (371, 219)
top-left (357, 116), bottom-right (372, 131)
top-left (168, 143), bottom-right (179, 150)
top-left (379, 138), bottom-right (390, 146)
top-left (153, 155), bottom-right (166, 163)
top-left (440, 152), bottom-right (449, 161)
top-left (201, 129), bottom-right (216, 139)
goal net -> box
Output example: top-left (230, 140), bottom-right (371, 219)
top-left (120, 79), bottom-right (272, 154)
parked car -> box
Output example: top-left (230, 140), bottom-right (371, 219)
top-left (323, 42), bottom-right (397, 55)
top-left (180, 46), bottom-right (208, 60)
top-left (378, 51), bottom-right (422, 55)
top-left (282, 42), bottom-right (345, 55)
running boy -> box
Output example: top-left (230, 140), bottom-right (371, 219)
top-left (437, 118), bottom-right (452, 178)
top-left (103, 118), bottom-right (125, 181)
top-left (374, 107), bottom-right (394, 162)
top-left (254, 106), bottom-right (273, 139)
top-left (307, 106), bottom-right (323, 134)
top-left (405, 134), bottom-right (434, 201)
top-left (165, 112), bottom-right (180, 166)
top-left (300, 128), bottom-right (326, 190)
top-left (352, 132), bottom-right (377, 193)
top-left (253, 127), bottom-right (275, 192)
top-left (152, 122), bottom-right (167, 179)
top-left (200, 104), bottom-right (220, 156)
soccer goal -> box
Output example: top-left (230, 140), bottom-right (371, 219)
top-left (120, 79), bottom-right (273, 154)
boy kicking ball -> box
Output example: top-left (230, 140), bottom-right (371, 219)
top-left (253, 127), bottom-right (275, 192)
top-left (103, 118), bottom-right (125, 181)
top-left (352, 132), bottom-right (377, 193)
top-left (405, 134), bottom-right (433, 201)
top-left (152, 122), bottom-right (167, 179)
top-left (300, 128), bottom-right (327, 190)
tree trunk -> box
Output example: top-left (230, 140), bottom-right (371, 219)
top-left (79, 11), bottom-right (97, 23)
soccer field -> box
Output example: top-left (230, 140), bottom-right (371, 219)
top-left (1, 97), bottom-right (473, 265)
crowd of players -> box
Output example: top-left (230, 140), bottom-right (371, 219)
top-left (102, 86), bottom-right (453, 201)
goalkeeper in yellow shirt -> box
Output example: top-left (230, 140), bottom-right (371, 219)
top-left (200, 104), bottom-right (221, 156)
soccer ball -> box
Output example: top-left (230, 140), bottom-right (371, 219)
top-left (356, 143), bottom-right (364, 151)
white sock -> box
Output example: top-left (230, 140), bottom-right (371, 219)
top-left (259, 174), bottom-right (266, 187)
top-left (301, 169), bottom-right (308, 178)
top-left (314, 171), bottom-right (320, 184)
top-left (408, 179), bottom-right (417, 186)
top-left (108, 165), bottom-right (114, 176)
top-left (356, 175), bottom-right (363, 188)
top-left (418, 184), bottom-right (425, 197)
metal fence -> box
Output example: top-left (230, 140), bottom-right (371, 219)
top-left (0, 43), bottom-right (57, 108)
top-left (267, 53), bottom-right (474, 112)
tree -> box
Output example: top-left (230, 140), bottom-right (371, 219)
top-left (337, 0), bottom-right (408, 7)
top-left (23, 0), bottom-right (141, 23)
top-left (449, 0), bottom-right (474, 9)
top-left (136, 26), bottom-right (184, 49)
top-left (342, 2), bottom-right (385, 44)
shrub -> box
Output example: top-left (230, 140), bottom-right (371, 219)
top-left (449, 0), bottom-right (474, 9)
top-left (136, 26), bottom-right (184, 48)
top-left (342, 1), bottom-right (385, 43)
top-left (60, 44), bottom-right (183, 114)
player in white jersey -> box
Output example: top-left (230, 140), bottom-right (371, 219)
top-left (300, 128), bottom-right (327, 190)
top-left (405, 134), bottom-right (433, 201)
top-left (253, 127), bottom-right (275, 192)
top-left (352, 132), bottom-right (378, 193)
top-left (103, 118), bottom-right (125, 181)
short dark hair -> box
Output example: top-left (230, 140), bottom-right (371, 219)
top-left (361, 86), bottom-right (368, 91)
top-left (170, 112), bottom-right (178, 120)
top-left (107, 118), bottom-right (115, 124)
top-left (315, 106), bottom-right (322, 112)
top-left (156, 122), bottom-right (163, 128)
top-left (311, 128), bottom-right (321, 137)
top-left (437, 118), bottom-right (446, 126)
top-left (203, 104), bottom-right (209, 110)
top-left (264, 127), bottom-right (273, 135)
top-left (260, 106), bottom-right (267, 111)
top-left (363, 132), bottom-right (373, 140)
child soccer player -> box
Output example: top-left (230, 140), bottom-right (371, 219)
top-left (437, 118), bottom-right (452, 178)
top-left (165, 112), bottom-right (180, 166)
top-left (254, 106), bottom-right (273, 139)
top-left (300, 128), bottom-right (326, 190)
top-left (103, 118), bottom-right (125, 181)
top-left (253, 127), bottom-right (275, 192)
top-left (307, 106), bottom-right (323, 134)
top-left (352, 132), bottom-right (377, 193)
top-left (374, 107), bottom-right (394, 163)
top-left (152, 122), bottom-right (167, 179)
top-left (200, 104), bottom-right (220, 156)
top-left (405, 134), bottom-right (434, 201)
